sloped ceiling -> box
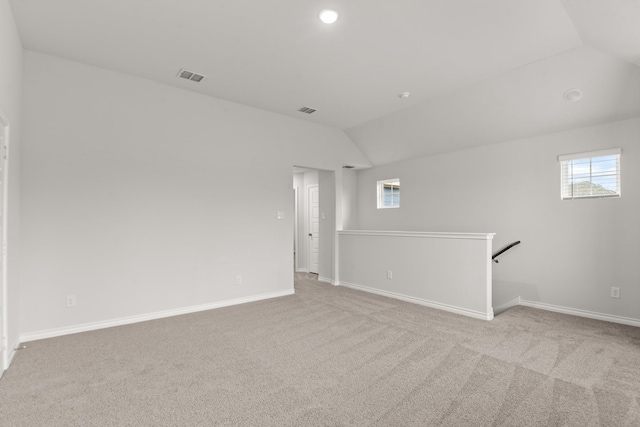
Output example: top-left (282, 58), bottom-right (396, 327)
top-left (562, 0), bottom-right (640, 67)
top-left (9, 0), bottom-right (640, 165)
top-left (346, 46), bottom-right (640, 164)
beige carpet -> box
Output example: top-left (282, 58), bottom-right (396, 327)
top-left (1, 273), bottom-right (640, 426)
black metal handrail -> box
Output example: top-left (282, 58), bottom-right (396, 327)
top-left (492, 241), bottom-right (520, 263)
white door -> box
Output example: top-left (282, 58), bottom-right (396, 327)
top-left (308, 185), bottom-right (320, 274)
top-left (0, 117), bottom-right (7, 374)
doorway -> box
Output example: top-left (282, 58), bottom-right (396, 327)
top-left (293, 167), bottom-right (318, 274)
top-left (293, 167), bottom-right (335, 281)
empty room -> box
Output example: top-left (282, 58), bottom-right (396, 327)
top-left (1, 0), bottom-right (639, 425)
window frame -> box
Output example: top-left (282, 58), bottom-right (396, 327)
top-left (377, 178), bottom-right (400, 209)
top-left (558, 148), bottom-right (621, 200)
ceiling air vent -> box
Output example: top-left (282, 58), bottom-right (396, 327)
top-left (343, 165), bottom-right (355, 169)
top-left (298, 106), bottom-right (317, 114)
top-left (177, 68), bottom-right (206, 83)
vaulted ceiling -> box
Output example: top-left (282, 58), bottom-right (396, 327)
top-left (9, 0), bottom-right (640, 165)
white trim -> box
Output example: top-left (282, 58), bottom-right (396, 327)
top-left (296, 268), bottom-right (310, 273)
top-left (7, 337), bottom-right (19, 366)
top-left (340, 281), bottom-right (494, 321)
top-left (484, 238), bottom-right (493, 315)
top-left (339, 230), bottom-right (495, 240)
top-left (0, 111), bottom-right (9, 372)
top-left (520, 299), bottom-right (640, 328)
top-left (560, 194), bottom-right (620, 201)
top-left (318, 276), bottom-right (335, 285)
top-left (558, 147), bottom-right (621, 162)
top-left (20, 289), bottom-right (294, 343)
top-left (293, 186), bottom-right (298, 272)
top-left (494, 297), bottom-right (521, 315)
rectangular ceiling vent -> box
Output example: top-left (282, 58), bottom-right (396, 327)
top-left (298, 106), bottom-right (317, 114)
top-left (177, 68), bottom-right (206, 83)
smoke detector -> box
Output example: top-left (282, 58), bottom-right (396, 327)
top-left (563, 89), bottom-right (582, 102)
top-left (177, 69), bottom-right (206, 83)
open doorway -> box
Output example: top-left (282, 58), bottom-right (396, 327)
top-left (293, 166), bottom-right (335, 282)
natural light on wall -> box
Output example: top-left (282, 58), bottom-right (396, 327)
top-left (559, 148), bottom-right (621, 200)
top-left (377, 179), bottom-right (400, 208)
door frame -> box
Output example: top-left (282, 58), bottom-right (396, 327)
top-left (293, 187), bottom-right (299, 271)
top-left (0, 111), bottom-right (10, 374)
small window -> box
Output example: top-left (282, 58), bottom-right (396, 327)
top-left (377, 179), bottom-right (400, 209)
top-left (559, 148), bottom-right (621, 200)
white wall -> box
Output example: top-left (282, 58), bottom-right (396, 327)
top-left (341, 168), bottom-right (358, 230)
top-left (318, 170), bottom-right (335, 282)
top-left (0, 0), bottom-right (22, 366)
top-left (20, 51), bottom-right (370, 337)
top-left (355, 117), bottom-right (640, 323)
top-left (292, 172), bottom-right (303, 267)
top-left (339, 231), bottom-right (494, 320)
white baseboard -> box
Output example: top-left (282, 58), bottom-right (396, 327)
top-left (339, 281), bottom-right (494, 321)
top-left (8, 338), bottom-right (20, 364)
top-left (494, 297), bottom-right (521, 315)
top-left (2, 338), bottom-right (20, 374)
top-left (520, 299), bottom-right (640, 328)
top-left (318, 276), bottom-right (335, 285)
top-left (20, 289), bottom-right (294, 343)
top-left (296, 268), bottom-right (310, 273)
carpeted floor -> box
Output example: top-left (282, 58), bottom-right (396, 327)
top-left (1, 273), bottom-right (640, 426)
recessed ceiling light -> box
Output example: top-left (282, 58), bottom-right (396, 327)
top-left (398, 92), bottom-right (411, 99)
top-left (563, 89), bottom-right (583, 102)
top-left (319, 9), bottom-right (339, 24)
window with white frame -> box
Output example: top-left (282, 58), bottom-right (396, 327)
top-left (377, 179), bottom-right (400, 208)
top-left (558, 148), bottom-right (621, 200)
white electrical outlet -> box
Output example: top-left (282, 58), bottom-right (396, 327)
top-left (236, 275), bottom-right (242, 285)
top-left (610, 287), bottom-right (620, 298)
top-left (387, 270), bottom-right (393, 279)
top-left (66, 295), bottom-right (76, 307)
